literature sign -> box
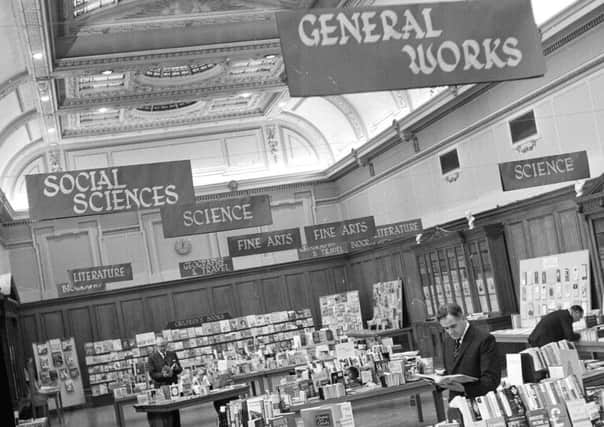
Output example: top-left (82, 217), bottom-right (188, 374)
top-left (179, 257), bottom-right (234, 278)
top-left (69, 263), bottom-right (133, 286)
top-left (375, 219), bottom-right (423, 242)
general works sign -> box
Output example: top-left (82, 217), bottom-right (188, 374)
top-left (26, 161), bottom-right (195, 221)
top-left (499, 151), bottom-right (590, 191)
top-left (276, 0), bottom-right (545, 96)
top-left (161, 195), bottom-right (272, 238)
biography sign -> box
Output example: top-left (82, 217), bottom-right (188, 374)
top-left (228, 228), bottom-right (302, 257)
top-left (179, 257), bottom-right (234, 278)
top-left (57, 281), bottom-right (106, 297)
top-left (276, 0), bottom-right (545, 96)
top-left (305, 216), bottom-right (376, 246)
top-left (161, 195), bottom-right (272, 238)
top-left (499, 151), bottom-right (590, 191)
top-left (26, 160), bottom-right (195, 220)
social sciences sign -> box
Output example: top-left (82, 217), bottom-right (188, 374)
top-left (179, 257), bottom-right (234, 279)
top-left (499, 151), bottom-right (590, 191)
top-left (161, 195), bottom-right (272, 238)
top-left (26, 160), bottom-right (195, 221)
top-left (276, 0), bottom-right (545, 96)
top-left (228, 228), bottom-right (302, 257)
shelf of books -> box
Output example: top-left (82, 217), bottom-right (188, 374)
top-left (83, 309), bottom-right (315, 399)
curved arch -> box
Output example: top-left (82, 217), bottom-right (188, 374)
top-left (277, 111), bottom-right (335, 163)
top-left (324, 95), bottom-right (368, 141)
top-left (0, 110), bottom-right (39, 148)
top-left (1, 138), bottom-right (46, 199)
top-left (0, 71), bottom-right (30, 101)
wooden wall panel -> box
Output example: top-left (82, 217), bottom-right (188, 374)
top-left (285, 273), bottom-right (309, 311)
top-left (558, 209), bottom-right (583, 251)
top-left (212, 285), bottom-right (237, 316)
top-left (506, 222), bottom-right (528, 291)
top-left (235, 281), bottom-right (262, 316)
top-left (172, 289), bottom-right (211, 320)
top-left (332, 266), bottom-right (348, 293)
top-left (308, 269), bottom-right (335, 323)
top-left (95, 304), bottom-right (121, 340)
top-left (20, 314), bottom-right (38, 359)
top-left (40, 311), bottom-right (65, 340)
top-left (261, 277), bottom-right (288, 312)
top-left (121, 299), bottom-right (147, 338)
top-left (528, 215), bottom-right (559, 257)
top-left (68, 307), bottom-right (94, 386)
top-left (145, 295), bottom-right (173, 332)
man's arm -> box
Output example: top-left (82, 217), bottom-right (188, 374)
top-left (147, 355), bottom-right (163, 382)
top-left (170, 352), bottom-right (183, 375)
top-left (463, 335), bottom-right (501, 398)
top-left (560, 315), bottom-right (581, 342)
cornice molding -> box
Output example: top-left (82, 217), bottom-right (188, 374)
top-left (0, 71), bottom-right (31, 101)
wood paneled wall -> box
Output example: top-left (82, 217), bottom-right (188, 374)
top-left (19, 257), bottom-right (349, 390)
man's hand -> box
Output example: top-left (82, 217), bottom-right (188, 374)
top-left (442, 382), bottom-right (464, 393)
top-left (161, 366), bottom-right (173, 378)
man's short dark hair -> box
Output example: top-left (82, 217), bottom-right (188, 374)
top-left (436, 303), bottom-right (464, 321)
top-left (570, 305), bottom-right (584, 314)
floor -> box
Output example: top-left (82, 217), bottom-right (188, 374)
top-left (50, 391), bottom-right (443, 427)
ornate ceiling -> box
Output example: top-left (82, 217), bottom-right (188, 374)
top-left (0, 0), bottom-right (444, 214)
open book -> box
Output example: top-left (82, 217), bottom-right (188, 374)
top-left (416, 373), bottom-right (478, 384)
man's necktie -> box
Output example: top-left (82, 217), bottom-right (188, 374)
top-left (454, 339), bottom-right (461, 358)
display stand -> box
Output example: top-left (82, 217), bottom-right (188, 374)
top-left (320, 291), bottom-right (363, 335)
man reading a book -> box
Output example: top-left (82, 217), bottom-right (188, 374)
top-left (436, 303), bottom-right (501, 400)
top-left (528, 305), bottom-right (583, 347)
top-left (148, 337), bottom-right (183, 388)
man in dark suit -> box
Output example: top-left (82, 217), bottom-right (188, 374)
top-left (528, 305), bottom-right (583, 347)
top-left (148, 337), bottom-right (183, 388)
top-left (436, 303), bottom-right (501, 400)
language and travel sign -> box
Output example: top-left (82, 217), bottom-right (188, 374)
top-left (305, 216), bottom-right (376, 246)
top-left (161, 195), bottom-right (272, 238)
top-left (228, 228), bottom-right (302, 257)
top-left (276, 0), bottom-right (545, 96)
top-left (26, 160), bottom-right (195, 220)
top-left (179, 257), bottom-right (234, 278)
top-left (499, 151), bottom-right (589, 191)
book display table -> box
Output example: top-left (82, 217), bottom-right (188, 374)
top-left (133, 384), bottom-right (248, 427)
top-left (492, 329), bottom-right (604, 356)
top-left (289, 380), bottom-right (445, 423)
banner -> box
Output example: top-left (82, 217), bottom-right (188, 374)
top-left (26, 160), bottom-right (195, 220)
top-left (499, 151), bottom-right (589, 191)
top-left (305, 216), bottom-right (376, 246)
top-left (276, 0), bottom-right (545, 96)
top-left (228, 228), bottom-right (302, 257)
top-left (57, 281), bottom-right (106, 297)
top-left (179, 257), bottom-right (234, 278)
top-left (161, 195), bottom-right (272, 238)
top-left (298, 242), bottom-right (348, 260)
top-left (68, 263), bottom-right (133, 286)
top-left (375, 219), bottom-right (423, 242)
top-left (166, 313), bottom-right (232, 329)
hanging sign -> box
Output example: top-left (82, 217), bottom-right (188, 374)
top-left (57, 281), bottom-right (106, 297)
top-left (69, 263), bottom-right (133, 286)
top-left (498, 151), bottom-right (589, 191)
top-left (26, 160), bottom-right (195, 220)
top-left (161, 195), bottom-right (272, 238)
top-left (276, 0), bottom-right (545, 96)
top-left (298, 242), bottom-right (349, 260)
top-left (375, 219), bottom-right (423, 242)
top-left (179, 257), bottom-right (234, 278)
top-left (227, 228), bottom-right (302, 257)
top-left (166, 312), bottom-right (232, 329)
top-left (305, 216), bottom-right (376, 246)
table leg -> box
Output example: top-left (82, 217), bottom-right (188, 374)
top-left (414, 393), bottom-right (424, 423)
top-left (146, 410), bottom-right (181, 427)
top-left (113, 402), bottom-right (123, 427)
top-left (433, 388), bottom-right (446, 422)
top-left (56, 392), bottom-right (64, 425)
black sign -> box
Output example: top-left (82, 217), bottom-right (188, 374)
top-left (499, 151), bottom-right (589, 191)
top-left (375, 219), bottom-right (423, 242)
top-left (57, 281), bottom-right (106, 297)
top-left (179, 257), bottom-right (234, 278)
top-left (69, 263), bottom-right (133, 286)
top-left (161, 195), bottom-right (273, 238)
top-left (298, 242), bottom-right (348, 260)
top-left (305, 216), bottom-right (376, 246)
top-left (166, 313), bottom-right (232, 329)
top-left (228, 228), bottom-right (302, 257)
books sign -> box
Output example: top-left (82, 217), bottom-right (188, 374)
top-left (227, 228), bottom-right (302, 257)
top-left (166, 313), bottom-right (232, 329)
top-left (179, 257), bottom-right (234, 278)
top-left (26, 160), bottom-right (195, 220)
top-left (499, 151), bottom-right (589, 191)
top-left (305, 216), bottom-right (376, 246)
top-left (276, 0), bottom-right (545, 96)
top-left (161, 195), bottom-right (273, 238)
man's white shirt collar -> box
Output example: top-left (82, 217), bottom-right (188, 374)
top-left (459, 321), bottom-right (470, 343)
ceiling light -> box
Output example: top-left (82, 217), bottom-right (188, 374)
top-left (47, 127), bottom-right (56, 134)
top-left (264, 54), bottom-right (277, 59)
top-left (32, 52), bottom-right (44, 60)
top-left (40, 95), bottom-right (50, 102)
top-left (98, 107), bottom-right (109, 113)
top-left (240, 92), bottom-right (252, 98)
top-left (101, 70), bottom-right (113, 75)
top-left (278, 101), bottom-right (288, 109)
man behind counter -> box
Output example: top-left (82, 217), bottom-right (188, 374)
top-left (148, 337), bottom-right (183, 388)
top-left (436, 303), bottom-right (501, 400)
top-left (528, 305), bottom-right (584, 347)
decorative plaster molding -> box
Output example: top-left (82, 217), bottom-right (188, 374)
top-left (325, 96), bottom-right (368, 141)
top-left (0, 71), bottom-right (31, 101)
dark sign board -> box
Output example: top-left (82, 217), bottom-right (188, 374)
top-left (166, 313), bottom-right (232, 329)
top-left (26, 160), bottom-right (195, 220)
top-left (298, 242), bottom-right (348, 260)
top-left (161, 195), bottom-right (273, 238)
top-left (57, 281), bottom-right (106, 297)
top-left (375, 219), bottom-right (423, 242)
top-left (276, 0), bottom-right (545, 96)
top-left (228, 228), bottom-right (302, 257)
top-left (305, 216), bottom-right (376, 246)
top-left (499, 151), bottom-right (589, 191)
top-left (179, 257), bottom-right (234, 278)
top-left (68, 263), bottom-right (133, 286)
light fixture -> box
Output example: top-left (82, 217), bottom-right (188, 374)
top-left (101, 70), bottom-right (113, 75)
top-left (416, 233), bottom-right (423, 245)
top-left (278, 101), bottom-right (288, 109)
top-left (575, 179), bottom-right (587, 197)
top-left (264, 54), bottom-right (277, 59)
top-left (239, 92), bottom-right (252, 98)
top-left (98, 107), bottom-right (109, 113)
top-left (32, 52), bottom-right (43, 60)
top-left (40, 95), bottom-right (50, 102)
top-left (465, 211), bottom-right (475, 230)
top-left (47, 127), bottom-right (56, 134)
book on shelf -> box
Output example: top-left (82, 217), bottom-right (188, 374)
top-left (415, 373), bottom-right (478, 384)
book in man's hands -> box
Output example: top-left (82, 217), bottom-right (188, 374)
top-left (416, 373), bottom-right (478, 384)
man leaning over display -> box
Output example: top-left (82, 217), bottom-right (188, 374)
top-left (528, 305), bottom-right (584, 347)
top-left (435, 303), bottom-right (501, 400)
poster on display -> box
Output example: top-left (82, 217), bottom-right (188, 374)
top-left (305, 216), bottom-right (376, 246)
top-left (371, 280), bottom-right (404, 329)
top-left (499, 151), bottom-right (590, 191)
top-left (179, 257), bottom-right (233, 278)
top-left (227, 228), bottom-right (302, 257)
top-left (276, 0), bottom-right (545, 96)
top-left (26, 160), bottom-right (195, 220)
top-left (518, 250), bottom-right (590, 328)
top-left (319, 290), bottom-right (363, 335)
top-left (32, 338), bottom-right (86, 408)
top-left (160, 195), bottom-right (273, 238)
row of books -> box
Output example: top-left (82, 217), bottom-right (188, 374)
top-left (520, 339), bottom-right (576, 371)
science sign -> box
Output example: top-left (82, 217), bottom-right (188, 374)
top-left (26, 160), bottom-right (195, 221)
top-left (499, 151), bottom-right (589, 191)
top-left (276, 0), bottom-right (545, 96)
top-left (161, 195), bottom-right (272, 238)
